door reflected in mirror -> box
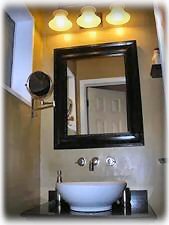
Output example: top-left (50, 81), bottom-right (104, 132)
top-left (67, 55), bottom-right (128, 135)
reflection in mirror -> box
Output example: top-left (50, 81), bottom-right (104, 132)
top-left (67, 65), bottom-right (77, 135)
top-left (87, 84), bottom-right (127, 134)
top-left (67, 55), bottom-right (127, 135)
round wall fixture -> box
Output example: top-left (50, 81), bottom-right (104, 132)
top-left (106, 156), bottom-right (117, 166)
top-left (25, 71), bottom-right (54, 117)
top-left (25, 71), bottom-right (53, 99)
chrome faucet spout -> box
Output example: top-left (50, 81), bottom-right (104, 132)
top-left (89, 157), bottom-right (99, 171)
top-left (89, 160), bottom-right (94, 171)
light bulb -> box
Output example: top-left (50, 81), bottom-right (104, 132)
top-left (106, 7), bottom-right (130, 25)
top-left (48, 9), bottom-right (72, 32)
top-left (77, 6), bottom-right (101, 28)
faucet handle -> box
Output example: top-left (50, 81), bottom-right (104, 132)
top-left (75, 157), bottom-right (86, 166)
top-left (106, 156), bottom-right (116, 166)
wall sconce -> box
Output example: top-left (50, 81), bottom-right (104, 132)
top-left (106, 7), bottom-right (130, 25)
top-left (48, 9), bottom-right (72, 31)
top-left (76, 6), bottom-right (101, 28)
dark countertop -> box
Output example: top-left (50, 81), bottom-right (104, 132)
top-left (21, 200), bottom-right (156, 218)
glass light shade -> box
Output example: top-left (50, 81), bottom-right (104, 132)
top-left (77, 6), bottom-right (101, 28)
top-left (106, 7), bottom-right (130, 25)
top-left (48, 9), bottom-right (72, 31)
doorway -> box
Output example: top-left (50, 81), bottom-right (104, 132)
top-left (80, 77), bottom-right (126, 134)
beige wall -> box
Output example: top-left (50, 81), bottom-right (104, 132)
top-left (76, 56), bottom-right (125, 79)
top-left (38, 10), bottom-right (165, 216)
top-left (4, 90), bottom-right (40, 215)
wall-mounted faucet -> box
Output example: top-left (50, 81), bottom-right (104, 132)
top-left (89, 157), bottom-right (99, 171)
top-left (75, 156), bottom-right (115, 171)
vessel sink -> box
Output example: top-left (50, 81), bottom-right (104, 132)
top-left (57, 181), bottom-right (127, 212)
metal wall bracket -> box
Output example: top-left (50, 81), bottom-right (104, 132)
top-left (31, 98), bottom-right (55, 118)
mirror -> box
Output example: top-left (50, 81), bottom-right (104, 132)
top-left (25, 71), bottom-right (54, 117)
top-left (26, 71), bottom-right (53, 99)
top-left (67, 55), bottom-right (128, 135)
top-left (54, 40), bottom-right (144, 149)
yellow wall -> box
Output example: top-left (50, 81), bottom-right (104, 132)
top-left (32, 9), bottom-right (165, 216)
top-left (31, 10), bottom-right (44, 72)
top-left (32, 28), bottom-right (43, 71)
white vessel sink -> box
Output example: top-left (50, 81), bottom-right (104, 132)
top-left (57, 181), bottom-right (127, 212)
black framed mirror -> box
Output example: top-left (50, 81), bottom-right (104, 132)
top-left (54, 40), bottom-right (144, 149)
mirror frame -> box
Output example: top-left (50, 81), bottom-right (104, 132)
top-left (54, 40), bottom-right (144, 149)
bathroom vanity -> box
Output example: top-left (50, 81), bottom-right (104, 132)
top-left (21, 199), bottom-right (156, 218)
top-left (21, 190), bottom-right (156, 218)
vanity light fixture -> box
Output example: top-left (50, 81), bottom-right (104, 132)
top-left (106, 7), bottom-right (130, 25)
top-left (76, 6), bottom-right (101, 28)
top-left (48, 9), bottom-right (72, 31)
